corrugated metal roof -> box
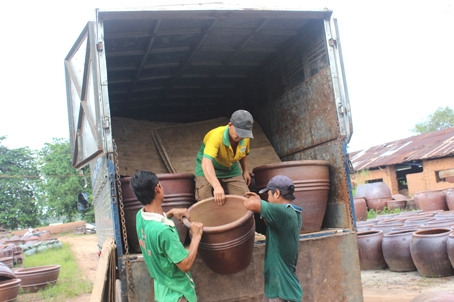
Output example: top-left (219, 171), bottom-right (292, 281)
top-left (349, 127), bottom-right (454, 171)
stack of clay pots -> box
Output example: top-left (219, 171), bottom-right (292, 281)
top-left (0, 262), bottom-right (21, 302)
top-left (355, 182), bottom-right (392, 212)
top-left (356, 209), bottom-right (454, 278)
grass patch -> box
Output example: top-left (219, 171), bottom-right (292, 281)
top-left (15, 242), bottom-right (92, 302)
top-left (367, 207), bottom-right (403, 219)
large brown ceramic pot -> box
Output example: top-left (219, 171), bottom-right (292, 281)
top-left (418, 189), bottom-right (448, 212)
top-left (447, 232), bottom-right (454, 270)
top-left (353, 197), bottom-right (368, 221)
top-left (182, 195), bottom-right (255, 275)
top-left (413, 192), bottom-right (421, 210)
top-left (446, 189), bottom-right (454, 211)
top-left (357, 230), bottom-right (387, 270)
top-left (13, 265), bottom-right (60, 293)
top-left (120, 173), bottom-right (196, 253)
top-left (410, 228), bottom-right (454, 278)
top-left (0, 278), bottom-right (21, 302)
top-left (382, 230), bottom-right (417, 272)
top-left (253, 160), bottom-right (330, 233)
top-left (386, 200), bottom-right (406, 210)
top-left (355, 182), bottom-right (392, 211)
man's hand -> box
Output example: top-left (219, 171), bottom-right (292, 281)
top-left (166, 208), bottom-right (190, 222)
top-left (190, 221), bottom-right (204, 238)
top-left (213, 185), bottom-right (226, 205)
top-left (243, 171), bottom-right (251, 186)
top-left (243, 191), bottom-right (261, 213)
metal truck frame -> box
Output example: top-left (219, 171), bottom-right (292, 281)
top-left (65, 4), bottom-right (362, 301)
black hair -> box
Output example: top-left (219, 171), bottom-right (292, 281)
top-left (129, 170), bottom-right (159, 205)
top-left (271, 184), bottom-right (296, 201)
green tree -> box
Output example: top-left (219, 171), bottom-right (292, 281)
top-left (0, 136), bottom-right (41, 230)
top-left (37, 138), bottom-right (92, 223)
top-left (412, 106), bottom-right (454, 134)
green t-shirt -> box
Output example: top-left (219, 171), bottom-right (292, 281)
top-left (260, 200), bottom-right (304, 302)
top-left (136, 209), bottom-right (197, 302)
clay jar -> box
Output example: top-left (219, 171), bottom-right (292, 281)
top-left (446, 189), bottom-right (454, 211)
top-left (353, 197), bottom-right (368, 221)
top-left (253, 160), bottom-right (330, 233)
top-left (120, 173), bottom-right (196, 253)
top-left (357, 230), bottom-right (387, 270)
top-left (382, 230), bottom-right (417, 272)
top-left (410, 228), bottom-right (454, 278)
top-left (386, 200), bottom-right (406, 210)
top-left (447, 232), bottom-right (454, 269)
top-left (355, 182), bottom-right (392, 211)
top-left (0, 278), bottom-right (21, 302)
top-left (418, 190), bottom-right (448, 212)
top-left (182, 195), bottom-right (255, 275)
top-left (13, 265), bottom-right (60, 292)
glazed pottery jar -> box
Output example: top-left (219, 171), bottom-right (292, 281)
top-left (382, 229), bottom-right (417, 272)
top-left (447, 232), bottom-right (454, 269)
top-left (253, 160), bottom-right (330, 233)
top-left (386, 200), bottom-right (406, 210)
top-left (355, 182), bottom-right (392, 211)
top-left (120, 173), bottom-right (196, 253)
top-left (410, 228), bottom-right (454, 278)
top-left (353, 197), bottom-right (368, 221)
top-left (410, 291), bottom-right (454, 302)
top-left (357, 230), bottom-right (387, 270)
top-left (13, 265), bottom-right (60, 293)
top-left (182, 195), bottom-right (255, 275)
top-left (418, 190), bottom-right (448, 212)
top-left (447, 189), bottom-right (454, 211)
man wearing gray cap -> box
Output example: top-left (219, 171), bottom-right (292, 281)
top-left (244, 175), bottom-right (304, 302)
top-left (195, 110), bottom-right (254, 205)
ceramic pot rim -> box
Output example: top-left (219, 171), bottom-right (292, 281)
top-left (13, 265), bottom-right (60, 275)
top-left (412, 228), bottom-right (452, 237)
top-left (182, 195), bottom-right (253, 233)
top-left (357, 230), bottom-right (383, 237)
top-left (384, 229), bottom-right (418, 237)
top-left (0, 278), bottom-right (21, 288)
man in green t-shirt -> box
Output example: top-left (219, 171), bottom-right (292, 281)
top-left (195, 109), bottom-right (254, 205)
top-left (130, 170), bottom-right (204, 302)
top-left (244, 175), bottom-right (304, 302)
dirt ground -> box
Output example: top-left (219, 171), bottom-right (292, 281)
top-left (10, 222), bottom-right (454, 301)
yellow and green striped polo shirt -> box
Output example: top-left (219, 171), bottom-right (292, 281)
top-left (195, 125), bottom-right (250, 178)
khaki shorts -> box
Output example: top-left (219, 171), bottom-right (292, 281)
top-left (195, 175), bottom-right (249, 201)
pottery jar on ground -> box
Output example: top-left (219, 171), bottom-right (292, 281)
top-left (382, 229), bottom-right (417, 272)
top-left (447, 232), bottom-right (454, 269)
top-left (353, 197), bottom-right (368, 221)
top-left (418, 190), bottom-right (448, 212)
top-left (447, 189), bottom-right (454, 211)
top-left (357, 230), bottom-right (387, 270)
top-left (386, 200), bottom-right (406, 211)
top-left (410, 228), bottom-right (454, 278)
top-left (410, 291), bottom-right (454, 302)
top-left (355, 182), bottom-right (392, 211)
top-left (413, 192), bottom-right (421, 210)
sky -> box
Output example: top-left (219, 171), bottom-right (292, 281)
top-left (1, 0), bottom-right (453, 153)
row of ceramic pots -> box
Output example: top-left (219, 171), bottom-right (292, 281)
top-left (353, 195), bottom-right (416, 221)
top-left (357, 227), bottom-right (454, 278)
top-left (414, 188), bottom-right (454, 211)
top-left (0, 262), bottom-right (61, 301)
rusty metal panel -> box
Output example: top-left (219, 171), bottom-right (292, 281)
top-left (350, 127), bottom-right (454, 171)
top-left (127, 230), bottom-right (362, 302)
top-left (254, 67), bottom-right (339, 159)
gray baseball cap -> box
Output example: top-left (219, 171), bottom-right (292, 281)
top-left (259, 175), bottom-right (295, 200)
top-left (230, 110), bottom-right (254, 139)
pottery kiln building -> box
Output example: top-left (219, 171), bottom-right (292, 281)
top-left (349, 127), bottom-right (454, 197)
